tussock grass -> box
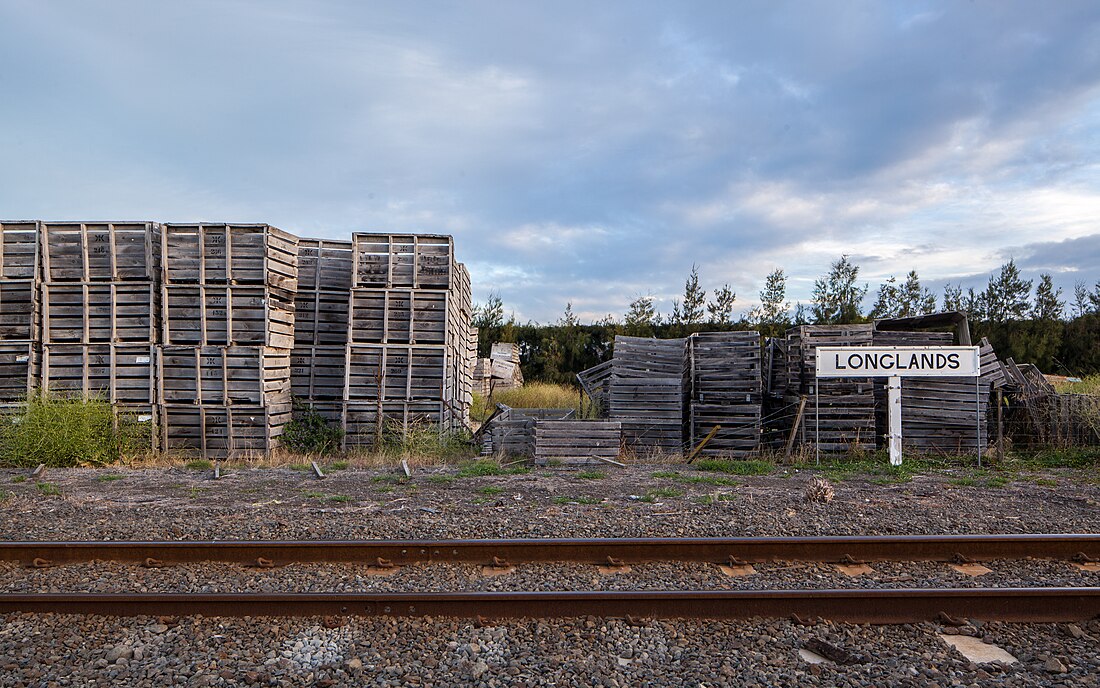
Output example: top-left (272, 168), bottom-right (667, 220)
top-left (695, 459), bottom-right (774, 476)
top-left (472, 382), bottom-right (596, 423)
top-left (1053, 374), bottom-right (1100, 395)
top-left (457, 459), bottom-right (529, 477)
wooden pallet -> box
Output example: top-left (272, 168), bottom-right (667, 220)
top-left (0, 221), bottom-right (41, 280)
top-left (297, 238), bottom-right (353, 291)
top-left (162, 224), bottom-right (298, 292)
top-left (0, 280), bottom-right (38, 340)
top-left (608, 336), bottom-right (689, 453)
top-left (688, 331), bottom-right (762, 458)
top-left (161, 285), bottom-right (294, 349)
top-left (41, 283), bottom-right (157, 343)
top-left (41, 344), bottom-right (156, 404)
top-left (480, 407), bottom-right (576, 457)
top-left (41, 222), bottom-right (160, 282)
top-left (345, 344), bottom-right (449, 402)
top-left (352, 234), bottom-right (454, 289)
top-left (160, 402), bottom-right (292, 459)
top-left (290, 345), bottom-right (346, 400)
top-left (532, 420), bottom-right (621, 466)
top-left (0, 342), bottom-right (37, 403)
top-left (294, 289), bottom-right (349, 345)
top-left (159, 346), bottom-right (291, 407)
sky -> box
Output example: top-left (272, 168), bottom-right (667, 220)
top-left (2, 1), bottom-right (1099, 323)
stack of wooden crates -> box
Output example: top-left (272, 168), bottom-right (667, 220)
top-left (0, 222), bottom-right (41, 409)
top-left (688, 331), bottom-right (763, 458)
top-left (158, 224), bottom-right (299, 457)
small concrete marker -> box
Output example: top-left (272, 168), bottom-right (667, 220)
top-left (401, 460), bottom-right (411, 478)
top-left (311, 461), bottom-right (325, 479)
top-left (30, 464), bottom-right (45, 478)
top-left (950, 562), bottom-right (993, 576)
top-left (798, 649), bottom-right (828, 665)
top-left (940, 635), bottom-right (1018, 665)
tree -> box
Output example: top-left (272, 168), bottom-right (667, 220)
top-left (472, 291), bottom-right (505, 329)
top-left (942, 283), bottom-right (963, 313)
top-left (1031, 274), bottom-right (1064, 321)
top-left (706, 284), bottom-right (736, 326)
top-left (559, 302), bottom-right (579, 327)
top-left (624, 295), bottom-right (658, 336)
top-left (963, 287), bottom-right (986, 321)
top-left (680, 265), bottom-right (707, 324)
top-left (748, 269), bottom-right (791, 334)
top-left (810, 255), bottom-right (867, 324)
top-left (1091, 281), bottom-right (1100, 313)
top-left (899, 270), bottom-right (936, 316)
top-left (982, 259), bottom-right (1032, 323)
top-left (869, 276), bottom-right (900, 319)
top-left (1072, 282), bottom-right (1091, 317)
top-left (793, 302), bottom-right (809, 325)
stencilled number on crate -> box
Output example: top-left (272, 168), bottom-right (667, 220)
top-left (211, 309), bottom-right (226, 318)
top-left (207, 426), bottom-right (227, 436)
top-left (209, 295), bottom-right (226, 305)
top-left (92, 234), bottom-right (109, 242)
top-left (203, 357), bottom-right (221, 366)
top-left (92, 246), bottom-right (109, 255)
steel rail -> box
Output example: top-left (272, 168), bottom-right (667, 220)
top-left (1, 534), bottom-right (1097, 567)
top-left (1, 589), bottom-right (1098, 623)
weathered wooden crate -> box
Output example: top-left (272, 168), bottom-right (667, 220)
top-left (162, 224), bottom-right (298, 291)
top-left (0, 280), bottom-right (38, 340)
top-left (160, 402), bottom-right (291, 459)
top-left (297, 239), bottom-right (353, 291)
top-left (480, 407), bottom-right (576, 457)
top-left (608, 336), bottom-right (689, 454)
top-left (41, 344), bottom-right (156, 404)
top-left (41, 283), bottom-right (157, 343)
top-left (0, 221), bottom-right (41, 280)
top-left (341, 401), bottom-right (448, 448)
top-left (0, 342), bottom-right (37, 403)
top-left (576, 359), bottom-right (613, 417)
top-left (161, 285), bottom-right (294, 348)
top-left (345, 344), bottom-right (448, 402)
top-left (688, 331), bottom-right (763, 458)
top-left (290, 345), bottom-right (346, 400)
top-left (352, 233), bottom-right (454, 289)
top-left (294, 289), bottom-right (349, 346)
top-left (532, 420), bottom-right (621, 466)
top-left (348, 289), bottom-right (448, 344)
top-left (159, 346), bottom-right (291, 407)
top-left (41, 222), bottom-right (160, 281)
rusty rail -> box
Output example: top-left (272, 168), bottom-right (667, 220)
top-left (2, 534), bottom-right (1097, 567)
top-left (1, 589), bottom-right (1098, 623)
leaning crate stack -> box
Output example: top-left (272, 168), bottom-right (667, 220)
top-left (341, 233), bottom-right (474, 448)
top-left (158, 224), bottom-right (298, 458)
top-left (38, 222), bottom-right (161, 445)
top-left (0, 221), bottom-right (41, 409)
top-left (608, 335), bottom-right (690, 455)
top-left (688, 331), bottom-right (762, 458)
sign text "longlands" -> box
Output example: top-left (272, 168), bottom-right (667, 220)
top-left (815, 346), bottom-right (981, 378)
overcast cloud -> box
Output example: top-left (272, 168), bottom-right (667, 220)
top-left (2, 1), bottom-right (1098, 321)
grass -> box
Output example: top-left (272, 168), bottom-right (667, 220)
top-left (36, 482), bottom-right (61, 496)
top-left (577, 470), bottom-right (605, 480)
top-left (639, 486), bottom-right (685, 502)
top-left (427, 475), bottom-right (455, 484)
top-left (185, 460), bottom-right (212, 471)
top-left (651, 471), bottom-right (739, 487)
top-left (376, 486), bottom-right (395, 494)
top-left (552, 495), bottom-right (601, 505)
top-left (303, 491), bottom-right (326, 499)
top-left (694, 459), bottom-right (774, 476)
top-left (472, 382), bottom-right (597, 423)
top-left (478, 485), bottom-right (504, 496)
top-left (1052, 374), bottom-right (1100, 395)
top-left (11, 475), bottom-right (26, 483)
top-left (457, 460), bottom-right (529, 478)
top-left (371, 475), bottom-right (407, 484)
top-left (327, 461), bottom-right (349, 471)
top-left (328, 495), bottom-right (352, 503)
top-left (95, 474), bottom-right (124, 482)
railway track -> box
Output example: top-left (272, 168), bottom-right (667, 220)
top-left (2, 534), bottom-right (1098, 623)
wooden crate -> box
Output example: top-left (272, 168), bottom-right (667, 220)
top-left (0, 280), bottom-right (38, 340)
top-left (0, 342), bottom-right (37, 403)
top-left (291, 345), bottom-right (346, 400)
top-left (294, 289), bottom-right (349, 346)
top-left (116, 403), bottom-right (159, 453)
top-left (159, 345), bottom-right (291, 407)
top-left (162, 223), bottom-right (298, 291)
top-left (352, 233), bottom-right (454, 289)
top-left (688, 331), bottom-right (763, 458)
top-left (162, 285), bottom-right (294, 348)
top-left (348, 289), bottom-right (448, 344)
top-left (532, 420), bottom-right (621, 466)
top-left (41, 283), bottom-right (157, 343)
top-left (608, 336), bottom-right (689, 454)
top-left (480, 407), bottom-right (576, 457)
top-left (41, 222), bottom-right (160, 281)
top-left (41, 344), bottom-right (156, 404)
top-left (298, 239), bottom-right (353, 291)
top-left (160, 402), bottom-right (291, 459)
top-left (341, 401), bottom-right (447, 448)
top-left (345, 344), bottom-right (448, 402)
top-left (0, 221), bottom-right (41, 280)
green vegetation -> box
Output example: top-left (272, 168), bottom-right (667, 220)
top-left (477, 485), bottom-right (504, 496)
top-left (303, 491), bottom-right (325, 499)
top-left (427, 474), bottom-right (455, 484)
top-left (95, 474), bottom-right (124, 482)
top-left (1053, 374), bottom-right (1100, 395)
top-left (35, 482), bottom-right (61, 496)
top-left (11, 475), bottom-right (26, 483)
top-left (552, 495), bottom-right (601, 505)
top-left (0, 393), bottom-right (149, 468)
top-left (577, 470), bottom-right (605, 480)
top-left (282, 402), bottom-right (345, 455)
top-left (327, 461), bottom-right (349, 471)
top-left (695, 459), bottom-right (773, 476)
top-left (695, 493), bottom-right (736, 504)
top-left (328, 494), bottom-right (352, 502)
top-left (185, 460), bottom-right (212, 470)
top-left (472, 382), bottom-right (595, 423)
top-left (652, 470), bottom-right (739, 487)
top-left (457, 459), bottom-right (529, 478)
top-left (639, 486), bottom-right (684, 503)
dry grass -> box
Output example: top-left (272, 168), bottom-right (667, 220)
top-left (472, 382), bottom-right (596, 422)
top-left (1053, 374), bottom-right (1100, 395)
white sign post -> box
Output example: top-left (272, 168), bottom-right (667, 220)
top-left (815, 346), bottom-right (981, 467)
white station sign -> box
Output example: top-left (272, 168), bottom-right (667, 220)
top-left (815, 346), bottom-right (980, 379)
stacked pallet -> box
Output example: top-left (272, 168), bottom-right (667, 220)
top-left (340, 233), bottom-right (474, 447)
top-left (0, 222), bottom-right (40, 406)
top-left (480, 406), bottom-right (575, 457)
top-left (531, 420), bottom-right (621, 466)
top-left (608, 336), bottom-right (689, 455)
top-left (38, 222), bottom-right (160, 443)
top-left (158, 224), bottom-right (298, 458)
top-left (688, 331), bottom-right (762, 457)
top-left (473, 342), bottom-right (524, 396)
top-left (291, 239), bottom-right (351, 409)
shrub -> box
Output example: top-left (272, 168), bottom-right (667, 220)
top-left (0, 392), bottom-right (148, 468)
top-left (282, 402), bottom-right (345, 455)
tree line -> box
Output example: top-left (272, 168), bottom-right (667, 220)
top-left (473, 257), bottom-right (1100, 384)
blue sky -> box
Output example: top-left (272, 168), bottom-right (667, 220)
top-left (2, 1), bottom-right (1099, 322)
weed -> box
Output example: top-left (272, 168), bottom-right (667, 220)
top-left (695, 459), bottom-right (773, 476)
top-left (472, 382), bottom-right (596, 423)
top-left (371, 475), bottom-right (407, 484)
top-left (472, 497), bottom-right (493, 505)
top-left (289, 464), bottom-right (311, 472)
top-left (427, 475), bottom-right (455, 484)
top-left (95, 474), bottom-right (124, 482)
top-left (478, 485), bottom-right (504, 496)
top-left (328, 495), bottom-right (352, 503)
top-left (11, 475), bottom-right (26, 483)
top-left (948, 477), bottom-right (978, 487)
top-left (282, 402), bottom-right (345, 455)
top-left (328, 461), bottom-right (349, 471)
top-left (35, 482), bottom-right (61, 496)
top-left (185, 460), bottom-right (212, 471)
top-left (376, 486), bottom-right (395, 494)
top-left (644, 487), bottom-right (684, 500)
top-left (457, 460), bottom-right (529, 478)
top-left (577, 470), bottom-right (605, 480)
top-left (0, 490), bottom-right (9, 501)
top-left (651, 471), bottom-right (680, 479)
top-left (303, 491), bottom-right (325, 499)
top-left (1032, 478), bottom-right (1058, 487)
top-left (552, 495), bottom-right (601, 505)
top-left (986, 475), bottom-right (1011, 488)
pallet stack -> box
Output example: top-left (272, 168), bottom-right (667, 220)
top-left (158, 224), bottom-right (298, 458)
top-left (688, 331), bottom-right (762, 457)
top-left (473, 342), bottom-right (524, 396)
top-left (608, 336), bottom-right (690, 455)
top-left (342, 233), bottom-right (474, 447)
top-left (38, 222), bottom-right (161, 444)
top-left (531, 419), bottom-right (621, 466)
top-left (0, 222), bottom-right (41, 407)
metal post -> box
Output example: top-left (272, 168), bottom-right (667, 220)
top-left (887, 375), bottom-right (902, 466)
top-left (976, 376), bottom-right (982, 468)
top-left (814, 384), bottom-right (820, 466)
top-left (996, 388), bottom-right (1004, 461)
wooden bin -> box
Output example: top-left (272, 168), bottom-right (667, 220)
top-left (348, 289), bottom-right (449, 344)
top-left (0, 280), bottom-right (38, 340)
top-left (41, 222), bottom-right (160, 282)
top-left (41, 283), bottom-right (157, 343)
top-left (345, 344), bottom-right (448, 402)
top-left (41, 344), bottom-right (156, 404)
top-left (162, 223), bottom-right (298, 292)
top-left (532, 420), bottom-right (622, 466)
top-left (159, 345), bottom-right (291, 407)
top-left (160, 402), bottom-right (292, 459)
top-left (340, 400), bottom-right (447, 448)
top-left (352, 233), bottom-right (454, 290)
top-left (0, 342), bottom-right (37, 403)
top-left (688, 331), bottom-right (763, 458)
top-left (298, 239), bottom-right (353, 291)
top-left (295, 289), bottom-right (349, 345)
top-left (161, 285), bottom-right (294, 349)
top-left (0, 221), bottom-right (41, 281)
top-left (290, 345), bottom-right (346, 400)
